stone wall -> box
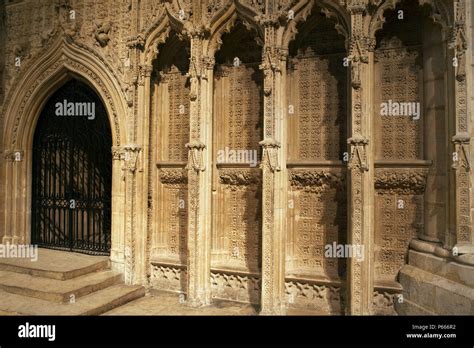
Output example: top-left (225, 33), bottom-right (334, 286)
top-left (0, 0), bottom-right (473, 315)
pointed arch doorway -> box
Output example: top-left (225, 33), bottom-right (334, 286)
top-left (31, 79), bottom-right (112, 255)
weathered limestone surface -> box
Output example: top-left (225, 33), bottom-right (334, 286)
top-left (0, 0), bottom-right (473, 315)
top-left (0, 249), bottom-right (145, 315)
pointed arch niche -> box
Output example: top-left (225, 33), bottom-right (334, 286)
top-left (372, 0), bottom-right (448, 313)
top-left (284, 5), bottom-right (348, 315)
top-left (150, 31), bottom-right (190, 293)
top-left (210, 19), bottom-right (264, 304)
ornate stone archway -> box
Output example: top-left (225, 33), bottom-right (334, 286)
top-left (1, 37), bottom-right (130, 276)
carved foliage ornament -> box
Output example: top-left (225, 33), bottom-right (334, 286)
top-left (375, 168), bottom-right (428, 195)
top-left (159, 168), bottom-right (188, 185)
top-left (289, 170), bottom-right (345, 192)
top-left (219, 168), bottom-right (261, 186)
top-left (114, 145), bottom-right (142, 176)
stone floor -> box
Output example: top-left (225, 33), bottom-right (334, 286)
top-left (0, 248), bottom-right (319, 316)
top-left (103, 290), bottom-right (259, 315)
top-left (103, 289), bottom-right (320, 316)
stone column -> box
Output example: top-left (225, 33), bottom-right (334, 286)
top-left (110, 147), bottom-right (126, 273)
top-left (346, 6), bottom-right (375, 315)
top-left (259, 19), bottom-right (286, 315)
top-left (2, 150), bottom-right (24, 245)
top-left (135, 63), bottom-right (153, 285)
top-left (450, 0), bottom-right (474, 257)
top-left (185, 32), bottom-right (212, 307)
top-left (122, 144), bottom-right (142, 285)
top-left (121, 7), bottom-right (146, 284)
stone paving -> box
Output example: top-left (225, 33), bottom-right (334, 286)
top-left (103, 289), bottom-right (319, 316)
top-left (103, 290), bottom-right (259, 315)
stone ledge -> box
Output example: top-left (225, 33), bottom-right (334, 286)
top-left (407, 249), bottom-right (474, 287)
top-left (398, 264), bottom-right (474, 315)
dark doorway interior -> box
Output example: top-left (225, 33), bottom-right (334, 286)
top-left (32, 79), bottom-right (112, 255)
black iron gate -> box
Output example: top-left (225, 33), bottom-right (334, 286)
top-left (32, 80), bottom-right (112, 255)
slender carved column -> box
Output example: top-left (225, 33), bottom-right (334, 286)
top-left (121, 144), bottom-right (142, 285)
top-left (136, 64), bottom-right (153, 285)
top-left (346, 3), bottom-right (375, 315)
top-left (121, 2), bottom-right (144, 284)
top-left (259, 16), bottom-right (286, 315)
top-left (110, 147), bottom-right (126, 273)
top-left (450, 0), bottom-right (473, 256)
top-left (185, 29), bottom-right (212, 307)
top-left (2, 150), bottom-right (24, 245)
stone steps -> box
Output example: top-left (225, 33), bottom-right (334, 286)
top-left (0, 284), bottom-right (145, 315)
top-left (0, 248), bottom-right (145, 315)
top-left (0, 249), bottom-right (109, 280)
top-left (0, 269), bottom-right (122, 303)
top-left (396, 264), bottom-right (474, 315)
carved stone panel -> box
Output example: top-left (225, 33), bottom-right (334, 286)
top-left (211, 271), bottom-right (260, 304)
top-left (285, 280), bottom-right (343, 314)
top-left (374, 38), bottom-right (423, 160)
top-left (212, 59), bottom-right (263, 275)
top-left (150, 263), bottom-right (186, 293)
top-left (156, 169), bottom-right (188, 261)
top-left (215, 64), bottom-right (263, 154)
top-left (287, 56), bottom-right (347, 161)
top-left (287, 9), bottom-right (347, 162)
top-left (213, 168), bottom-right (262, 273)
top-left (374, 169), bottom-right (427, 283)
top-left (285, 12), bottom-right (348, 302)
top-left (162, 66), bottom-right (190, 162)
top-left (287, 169), bottom-right (346, 280)
top-left (152, 51), bottom-right (190, 268)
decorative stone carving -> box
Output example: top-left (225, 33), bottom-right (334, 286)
top-left (219, 168), bottom-right (261, 187)
top-left (288, 32), bottom-right (347, 160)
top-left (348, 135), bottom-right (369, 172)
top-left (122, 145), bottom-right (141, 174)
top-left (211, 272), bottom-right (260, 304)
top-left (452, 133), bottom-right (470, 170)
top-left (375, 37), bottom-right (422, 161)
top-left (187, 57), bottom-right (201, 101)
top-left (289, 170), bottom-right (345, 192)
top-left (186, 140), bottom-right (206, 172)
top-left (285, 281), bottom-right (342, 314)
top-left (56, 0), bottom-right (78, 39)
top-left (259, 139), bottom-right (281, 172)
top-left (372, 291), bottom-right (397, 315)
top-left (375, 169), bottom-right (429, 195)
top-left (94, 21), bottom-right (112, 47)
top-left (151, 264), bottom-right (186, 293)
top-left (0, 0), bottom-right (470, 317)
top-left (159, 168), bottom-right (188, 186)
